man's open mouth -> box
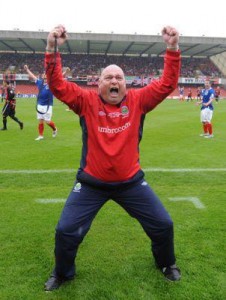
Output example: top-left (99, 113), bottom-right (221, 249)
top-left (110, 87), bottom-right (119, 96)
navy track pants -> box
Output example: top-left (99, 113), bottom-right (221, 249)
top-left (53, 179), bottom-right (176, 279)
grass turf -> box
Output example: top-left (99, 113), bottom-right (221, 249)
top-left (0, 98), bottom-right (226, 299)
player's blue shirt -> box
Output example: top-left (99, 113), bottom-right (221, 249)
top-left (36, 79), bottom-right (53, 106)
top-left (179, 87), bottom-right (184, 95)
top-left (201, 88), bottom-right (215, 111)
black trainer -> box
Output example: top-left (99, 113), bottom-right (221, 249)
top-left (20, 122), bottom-right (24, 130)
top-left (44, 275), bottom-right (67, 291)
top-left (0, 128), bottom-right (7, 130)
top-left (161, 265), bottom-right (181, 281)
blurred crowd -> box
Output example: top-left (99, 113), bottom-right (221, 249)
top-left (0, 53), bottom-right (222, 78)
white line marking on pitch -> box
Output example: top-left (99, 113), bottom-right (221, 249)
top-left (35, 199), bottom-right (66, 204)
top-left (144, 168), bottom-right (226, 172)
top-left (0, 169), bottom-right (74, 174)
top-left (2, 168), bottom-right (226, 174)
top-left (169, 197), bottom-right (205, 209)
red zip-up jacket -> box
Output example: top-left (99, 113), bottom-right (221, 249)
top-left (45, 50), bottom-right (180, 183)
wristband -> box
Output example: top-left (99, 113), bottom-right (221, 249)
top-left (167, 45), bottom-right (179, 51)
top-left (45, 48), bottom-right (58, 53)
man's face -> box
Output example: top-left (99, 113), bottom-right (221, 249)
top-left (204, 81), bottom-right (210, 89)
top-left (98, 65), bottom-right (126, 105)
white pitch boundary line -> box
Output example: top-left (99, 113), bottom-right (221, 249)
top-left (144, 168), bottom-right (226, 172)
top-left (169, 197), bottom-right (205, 209)
top-left (36, 196), bottom-right (206, 208)
top-left (1, 168), bottom-right (226, 174)
top-left (0, 169), bottom-right (74, 174)
top-left (35, 198), bottom-right (66, 204)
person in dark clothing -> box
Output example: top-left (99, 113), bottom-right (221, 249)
top-left (1, 81), bottom-right (23, 131)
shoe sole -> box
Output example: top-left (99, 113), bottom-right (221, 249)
top-left (165, 277), bottom-right (181, 282)
top-left (44, 277), bottom-right (73, 291)
top-left (52, 130), bottom-right (58, 138)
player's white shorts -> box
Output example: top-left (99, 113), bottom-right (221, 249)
top-left (200, 107), bottom-right (213, 123)
top-left (36, 105), bottom-right (53, 121)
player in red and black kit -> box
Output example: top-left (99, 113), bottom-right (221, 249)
top-left (187, 88), bottom-right (193, 102)
top-left (196, 87), bottom-right (201, 101)
top-left (215, 86), bottom-right (221, 102)
top-left (44, 25), bottom-right (181, 291)
top-left (0, 81), bottom-right (23, 131)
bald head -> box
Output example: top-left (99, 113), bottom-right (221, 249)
top-left (100, 64), bottom-right (124, 79)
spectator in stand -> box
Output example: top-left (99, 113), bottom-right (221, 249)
top-left (24, 65), bottom-right (58, 141)
top-left (215, 86), bottom-right (221, 103)
top-left (196, 80), bottom-right (215, 138)
top-left (0, 81), bottom-right (23, 131)
top-left (43, 24), bottom-right (181, 292)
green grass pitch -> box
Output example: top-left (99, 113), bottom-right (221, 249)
top-left (0, 97), bottom-right (226, 299)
